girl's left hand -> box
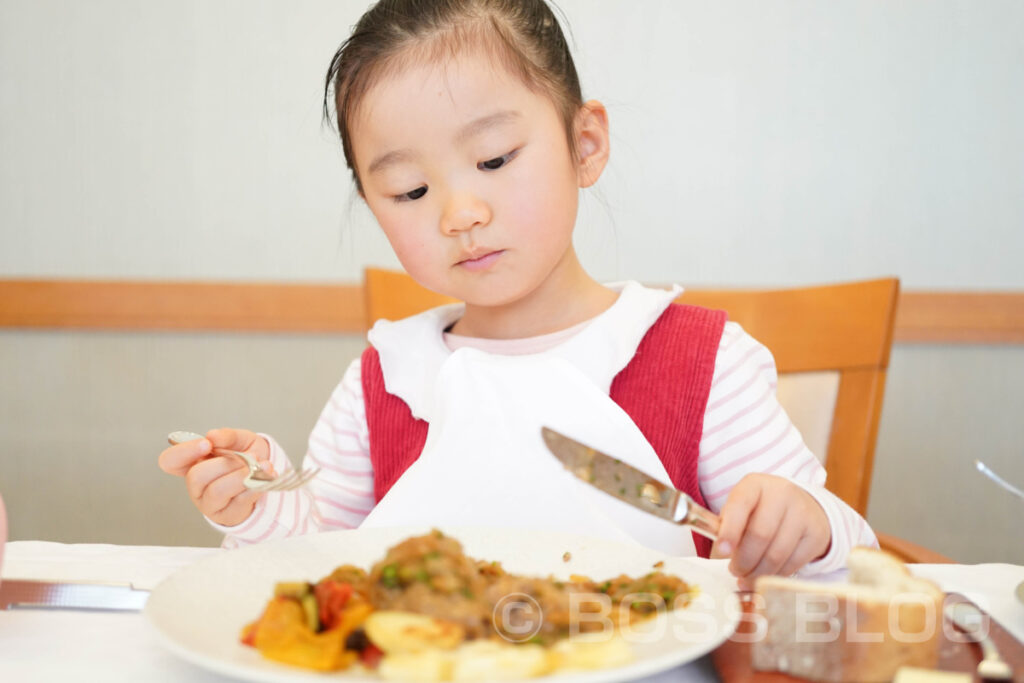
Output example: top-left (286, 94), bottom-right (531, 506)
top-left (710, 473), bottom-right (831, 591)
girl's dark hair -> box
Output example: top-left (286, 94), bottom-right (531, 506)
top-left (323, 0), bottom-right (583, 193)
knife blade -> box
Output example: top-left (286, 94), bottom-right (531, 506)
top-left (0, 579), bottom-right (149, 611)
top-left (541, 426), bottom-right (721, 540)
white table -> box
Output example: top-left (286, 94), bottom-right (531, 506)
top-left (2, 541), bottom-right (1022, 682)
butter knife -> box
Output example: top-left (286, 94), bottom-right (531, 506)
top-left (0, 579), bottom-right (149, 611)
top-left (541, 427), bottom-right (721, 540)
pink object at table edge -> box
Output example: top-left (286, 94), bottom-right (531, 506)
top-left (0, 493), bottom-right (7, 586)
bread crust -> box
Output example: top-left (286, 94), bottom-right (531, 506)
top-left (750, 547), bottom-right (944, 683)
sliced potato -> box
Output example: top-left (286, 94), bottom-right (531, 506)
top-left (378, 649), bottom-right (453, 682)
top-left (549, 633), bottom-right (633, 671)
top-left (364, 610), bottom-right (466, 654)
top-left (450, 640), bottom-right (551, 681)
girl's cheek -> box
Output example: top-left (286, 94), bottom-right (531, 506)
top-left (384, 229), bottom-right (422, 263)
top-left (385, 230), bottom-right (437, 281)
top-left (511, 173), bottom-right (577, 239)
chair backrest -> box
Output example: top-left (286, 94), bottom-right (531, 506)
top-left (678, 279), bottom-right (900, 516)
top-left (364, 268), bottom-right (458, 326)
top-left (363, 267), bottom-right (899, 516)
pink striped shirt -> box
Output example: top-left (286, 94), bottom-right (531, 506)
top-left (211, 320), bottom-right (877, 575)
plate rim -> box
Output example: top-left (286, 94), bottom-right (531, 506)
top-left (144, 526), bottom-right (741, 683)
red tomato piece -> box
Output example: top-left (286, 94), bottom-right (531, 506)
top-left (359, 643), bottom-right (384, 669)
top-left (314, 580), bottom-right (353, 631)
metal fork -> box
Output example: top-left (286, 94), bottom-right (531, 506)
top-left (975, 460), bottom-right (1024, 501)
top-left (945, 602), bottom-right (1013, 681)
top-left (167, 431), bottom-right (319, 492)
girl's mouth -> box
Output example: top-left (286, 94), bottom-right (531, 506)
top-left (457, 250), bottom-right (504, 271)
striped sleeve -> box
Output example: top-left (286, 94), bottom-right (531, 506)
top-left (697, 322), bottom-right (878, 575)
top-left (210, 357), bottom-right (376, 548)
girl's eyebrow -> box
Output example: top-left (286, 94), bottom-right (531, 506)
top-left (368, 149), bottom-right (418, 176)
top-left (454, 110), bottom-right (521, 145)
top-left (367, 110), bottom-right (521, 176)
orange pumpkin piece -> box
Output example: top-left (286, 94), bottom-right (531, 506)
top-left (249, 597), bottom-right (358, 671)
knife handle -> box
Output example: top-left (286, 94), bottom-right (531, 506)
top-left (680, 495), bottom-right (720, 541)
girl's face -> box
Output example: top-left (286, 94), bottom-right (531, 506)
top-left (350, 50), bottom-right (598, 310)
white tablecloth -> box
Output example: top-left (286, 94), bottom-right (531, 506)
top-left (1, 541), bottom-right (1022, 682)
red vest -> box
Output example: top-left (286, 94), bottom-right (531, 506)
top-left (360, 303), bottom-right (727, 558)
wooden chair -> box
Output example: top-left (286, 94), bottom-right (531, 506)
top-left (364, 268), bottom-right (459, 326)
top-left (363, 268), bottom-right (951, 563)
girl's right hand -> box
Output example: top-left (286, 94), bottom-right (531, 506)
top-left (158, 428), bottom-right (274, 527)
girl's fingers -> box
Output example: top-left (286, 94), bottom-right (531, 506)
top-left (158, 438), bottom-right (212, 477)
top-left (712, 482), bottom-right (761, 560)
top-left (741, 505), bottom-right (804, 581)
top-left (714, 474), bottom-right (835, 590)
top-left (777, 531), bottom-right (825, 579)
top-left (206, 428), bottom-right (268, 460)
top-left (729, 492), bottom-right (789, 579)
top-left (185, 455), bottom-right (245, 504)
top-left (208, 490), bottom-right (263, 527)
top-left (159, 426), bottom-right (268, 528)
top-left (202, 470), bottom-right (262, 519)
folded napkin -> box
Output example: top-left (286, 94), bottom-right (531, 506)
top-left (911, 562), bottom-right (1024, 644)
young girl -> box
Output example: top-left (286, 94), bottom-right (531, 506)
top-left (159, 0), bottom-right (876, 589)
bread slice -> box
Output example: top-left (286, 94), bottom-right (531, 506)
top-left (751, 547), bottom-right (945, 683)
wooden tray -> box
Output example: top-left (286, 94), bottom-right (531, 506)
top-left (711, 593), bottom-right (1024, 682)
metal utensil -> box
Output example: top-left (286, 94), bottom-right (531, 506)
top-left (973, 461), bottom-right (1024, 609)
top-left (540, 427), bottom-right (720, 540)
top-left (0, 579), bottom-right (149, 611)
top-left (945, 601), bottom-right (1013, 680)
top-left (974, 460), bottom-right (1024, 501)
top-left (167, 431), bottom-right (318, 492)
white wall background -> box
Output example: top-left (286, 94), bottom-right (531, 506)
top-left (1, 1), bottom-right (1022, 561)
top-left (2, 0), bottom-right (1022, 286)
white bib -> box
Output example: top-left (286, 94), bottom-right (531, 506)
top-left (360, 347), bottom-right (697, 557)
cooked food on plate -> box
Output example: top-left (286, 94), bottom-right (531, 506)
top-left (240, 530), bottom-right (697, 679)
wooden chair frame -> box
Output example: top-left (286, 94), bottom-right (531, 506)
top-left (677, 279), bottom-right (899, 517)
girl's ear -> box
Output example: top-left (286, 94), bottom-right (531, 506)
top-left (575, 100), bottom-right (610, 188)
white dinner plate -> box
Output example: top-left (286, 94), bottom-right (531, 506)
top-left (145, 526), bottom-right (741, 682)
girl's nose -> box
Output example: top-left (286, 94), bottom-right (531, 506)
top-left (440, 192), bottom-right (492, 235)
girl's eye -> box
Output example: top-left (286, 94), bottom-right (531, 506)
top-left (478, 150), bottom-right (518, 171)
top-left (395, 186), bottom-right (427, 202)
